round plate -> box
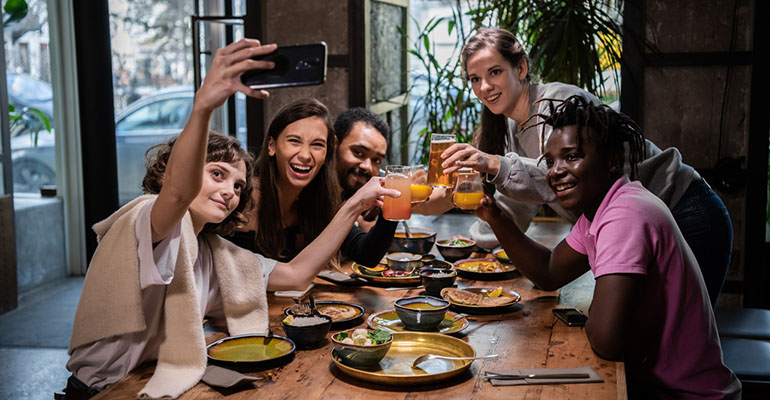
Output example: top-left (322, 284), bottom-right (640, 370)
top-left (454, 258), bottom-right (520, 281)
top-left (441, 287), bottom-right (522, 315)
top-left (207, 334), bottom-right (295, 367)
top-left (366, 309), bottom-right (469, 335)
top-left (423, 259), bottom-right (454, 270)
top-left (331, 332), bottom-right (474, 385)
top-left (283, 301), bottom-right (365, 329)
top-left (351, 262), bottom-right (421, 286)
top-left (493, 249), bottom-right (510, 263)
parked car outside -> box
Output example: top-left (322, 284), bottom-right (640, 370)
top-left (114, 86), bottom-right (194, 203)
top-left (7, 74), bottom-right (196, 203)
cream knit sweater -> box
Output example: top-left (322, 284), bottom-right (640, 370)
top-left (69, 195), bottom-right (269, 399)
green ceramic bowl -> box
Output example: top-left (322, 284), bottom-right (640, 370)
top-left (331, 329), bottom-right (393, 368)
top-left (394, 296), bottom-right (450, 331)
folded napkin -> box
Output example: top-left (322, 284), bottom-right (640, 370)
top-left (486, 366), bottom-right (602, 386)
top-left (201, 365), bottom-right (262, 389)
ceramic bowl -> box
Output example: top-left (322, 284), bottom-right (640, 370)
top-left (394, 296), bottom-right (450, 331)
top-left (436, 238), bottom-right (476, 262)
top-left (386, 252), bottom-right (422, 272)
top-left (331, 329), bottom-right (393, 368)
top-left (281, 315), bottom-right (332, 348)
top-left (388, 227), bottom-right (437, 254)
top-left (420, 268), bottom-right (457, 297)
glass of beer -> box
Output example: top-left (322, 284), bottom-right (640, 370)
top-left (409, 164), bottom-right (433, 204)
top-left (383, 165), bottom-right (412, 221)
top-left (452, 170), bottom-right (484, 211)
top-left (427, 133), bottom-right (457, 187)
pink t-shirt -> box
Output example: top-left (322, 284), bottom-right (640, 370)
top-left (566, 176), bottom-right (739, 399)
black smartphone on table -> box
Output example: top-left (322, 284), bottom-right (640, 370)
top-left (553, 308), bottom-right (587, 326)
top-left (240, 42), bottom-right (327, 89)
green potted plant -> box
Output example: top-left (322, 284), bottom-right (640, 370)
top-left (405, 0), bottom-right (630, 163)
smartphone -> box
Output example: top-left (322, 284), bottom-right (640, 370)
top-left (552, 308), bottom-right (587, 326)
top-left (240, 42), bottom-right (327, 89)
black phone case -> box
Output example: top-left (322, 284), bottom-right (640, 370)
top-left (553, 308), bottom-right (587, 326)
top-left (241, 43), bottom-right (327, 89)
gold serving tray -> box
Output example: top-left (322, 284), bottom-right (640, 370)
top-left (331, 332), bottom-right (474, 385)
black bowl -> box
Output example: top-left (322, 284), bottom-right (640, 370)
top-left (436, 238), bottom-right (476, 262)
top-left (420, 268), bottom-right (457, 296)
top-left (281, 315), bottom-right (333, 348)
top-left (388, 227), bottom-right (437, 254)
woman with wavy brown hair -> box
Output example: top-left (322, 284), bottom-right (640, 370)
top-left (227, 98), bottom-right (398, 268)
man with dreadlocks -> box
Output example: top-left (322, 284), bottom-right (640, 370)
top-left (475, 96), bottom-right (740, 399)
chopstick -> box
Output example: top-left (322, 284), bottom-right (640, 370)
top-left (385, 285), bottom-right (424, 291)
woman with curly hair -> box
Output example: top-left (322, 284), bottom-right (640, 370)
top-left (64, 39), bottom-right (397, 399)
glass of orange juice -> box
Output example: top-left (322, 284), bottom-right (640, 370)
top-left (452, 170), bottom-right (484, 211)
top-left (383, 165), bottom-right (412, 221)
top-left (427, 133), bottom-right (457, 187)
top-left (409, 164), bottom-right (433, 204)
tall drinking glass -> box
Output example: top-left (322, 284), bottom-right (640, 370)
top-left (383, 165), bottom-right (412, 221)
top-left (427, 133), bottom-right (457, 187)
top-left (409, 164), bottom-right (433, 204)
top-left (452, 170), bottom-right (484, 211)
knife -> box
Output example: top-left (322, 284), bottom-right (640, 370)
top-left (484, 372), bottom-right (590, 380)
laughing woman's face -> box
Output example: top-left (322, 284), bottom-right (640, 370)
top-left (268, 116), bottom-right (329, 190)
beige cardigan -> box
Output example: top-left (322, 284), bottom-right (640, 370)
top-left (69, 195), bottom-right (269, 399)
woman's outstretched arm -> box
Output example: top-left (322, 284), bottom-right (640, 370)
top-left (150, 39), bottom-right (275, 242)
top-left (267, 177), bottom-right (400, 291)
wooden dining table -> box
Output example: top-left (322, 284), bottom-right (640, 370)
top-left (93, 218), bottom-right (626, 399)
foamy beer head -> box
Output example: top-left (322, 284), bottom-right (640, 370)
top-left (428, 134), bottom-right (457, 187)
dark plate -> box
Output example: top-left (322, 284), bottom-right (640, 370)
top-left (351, 262), bottom-right (422, 286)
top-left (207, 334), bottom-right (295, 369)
top-left (441, 287), bottom-right (522, 315)
top-left (283, 301), bottom-right (366, 330)
top-left (453, 258), bottom-right (520, 281)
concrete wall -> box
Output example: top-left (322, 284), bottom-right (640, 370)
top-left (641, 0), bottom-right (755, 305)
top-left (261, 0), bottom-right (350, 122)
top-left (13, 195), bottom-right (66, 293)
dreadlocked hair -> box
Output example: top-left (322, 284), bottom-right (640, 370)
top-left (530, 95), bottom-right (646, 180)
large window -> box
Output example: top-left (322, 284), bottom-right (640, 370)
top-left (3, 0), bottom-right (55, 194)
top-left (108, 0), bottom-right (247, 204)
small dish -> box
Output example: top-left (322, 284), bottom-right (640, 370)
top-left (493, 249), bottom-right (510, 263)
top-left (281, 315), bottom-right (332, 348)
top-left (440, 287), bottom-right (522, 315)
top-left (454, 258), bottom-right (519, 281)
top-left (420, 268), bottom-right (457, 296)
top-left (386, 252), bottom-right (422, 272)
top-left (350, 262), bottom-right (422, 286)
top-left (394, 296), bottom-right (450, 331)
top-left (436, 238), bottom-right (476, 262)
top-left (367, 309), bottom-right (469, 335)
top-left (284, 301), bottom-right (365, 330)
top-left (331, 329), bottom-right (393, 368)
